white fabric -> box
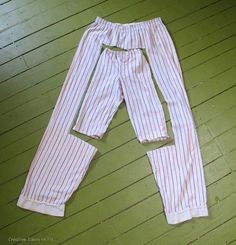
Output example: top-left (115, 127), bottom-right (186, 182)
top-left (73, 48), bottom-right (169, 144)
top-left (17, 16), bottom-right (209, 225)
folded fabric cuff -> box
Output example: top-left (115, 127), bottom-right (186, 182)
top-left (139, 135), bottom-right (170, 144)
top-left (166, 205), bottom-right (209, 225)
top-left (17, 194), bottom-right (65, 217)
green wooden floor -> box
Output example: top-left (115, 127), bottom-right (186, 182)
top-left (0, 0), bottom-right (236, 244)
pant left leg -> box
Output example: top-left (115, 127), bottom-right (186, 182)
top-left (145, 20), bottom-right (208, 224)
top-left (72, 48), bottom-right (123, 139)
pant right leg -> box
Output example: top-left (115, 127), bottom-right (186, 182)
top-left (145, 20), bottom-right (208, 224)
top-left (119, 48), bottom-right (169, 144)
top-left (16, 23), bottom-right (104, 217)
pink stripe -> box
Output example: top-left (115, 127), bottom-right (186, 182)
top-left (17, 17), bottom-right (208, 223)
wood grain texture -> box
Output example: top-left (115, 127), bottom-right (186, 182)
top-left (0, 0), bottom-right (236, 244)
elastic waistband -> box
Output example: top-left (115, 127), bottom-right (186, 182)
top-left (104, 47), bottom-right (142, 55)
top-left (94, 16), bottom-right (162, 31)
top-left (104, 48), bottom-right (142, 62)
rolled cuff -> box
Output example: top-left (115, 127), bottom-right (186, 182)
top-left (166, 205), bottom-right (209, 225)
top-left (17, 194), bottom-right (65, 217)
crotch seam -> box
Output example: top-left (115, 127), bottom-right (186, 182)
top-left (117, 79), bottom-right (124, 101)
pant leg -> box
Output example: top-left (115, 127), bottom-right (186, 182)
top-left (72, 48), bottom-right (123, 139)
top-left (16, 23), bottom-right (103, 217)
top-left (119, 49), bottom-right (169, 144)
top-left (145, 20), bottom-right (208, 224)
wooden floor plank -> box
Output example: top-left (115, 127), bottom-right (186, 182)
top-left (2, 83), bottom-right (234, 197)
top-left (0, 0), bottom-right (228, 84)
top-left (0, 119), bottom-right (231, 239)
top-left (37, 165), bottom-right (234, 245)
top-left (189, 215), bottom-right (236, 244)
top-left (1, 0), bottom-right (236, 244)
top-left (0, 0), bottom-right (68, 32)
top-left (0, 0), bottom-right (144, 65)
top-left (144, 192), bottom-right (236, 245)
top-left (0, 19), bottom-right (234, 217)
top-left (110, 172), bottom-right (236, 245)
top-left (1, 66), bottom-right (235, 166)
top-left (0, 0), bottom-right (109, 48)
top-left (0, 0), bottom-right (36, 16)
top-left (0, 154), bottom-right (232, 244)
top-left (1, 14), bottom-right (236, 116)
top-left (0, 3), bottom-right (234, 172)
top-left (224, 149), bottom-right (236, 171)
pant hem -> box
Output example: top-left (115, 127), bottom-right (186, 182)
top-left (166, 205), bottom-right (209, 225)
top-left (16, 194), bottom-right (65, 217)
top-left (72, 125), bottom-right (103, 140)
top-left (140, 135), bottom-right (170, 144)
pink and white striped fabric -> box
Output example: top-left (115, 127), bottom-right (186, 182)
top-left (17, 16), bottom-right (209, 224)
top-left (72, 48), bottom-right (169, 143)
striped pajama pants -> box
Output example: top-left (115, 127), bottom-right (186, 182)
top-left (17, 16), bottom-right (209, 224)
